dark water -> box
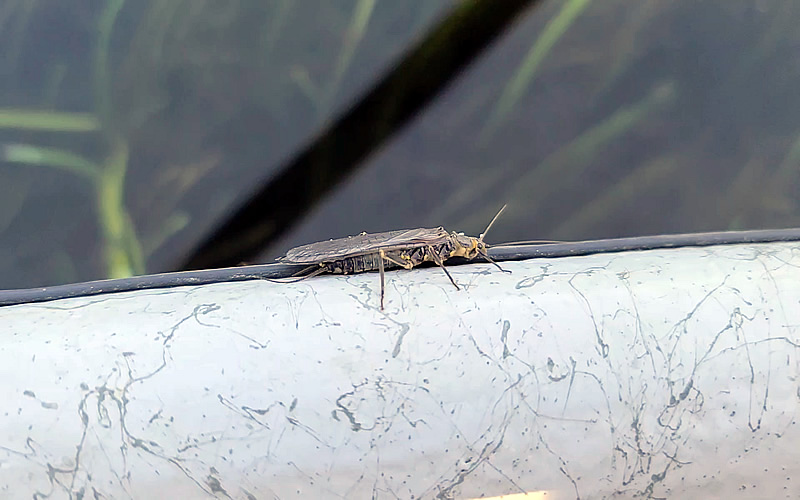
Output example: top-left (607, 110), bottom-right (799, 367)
top-left (1, 0), bottom-right (799, 288)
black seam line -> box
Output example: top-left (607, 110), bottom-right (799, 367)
top-left (2, 228), bottom-right (800, 307)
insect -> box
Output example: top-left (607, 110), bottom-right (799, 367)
top-left (278, 206), bottom-right (509, 310)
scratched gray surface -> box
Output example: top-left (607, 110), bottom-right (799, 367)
top-left (1, 242), bottom-right (800, 499)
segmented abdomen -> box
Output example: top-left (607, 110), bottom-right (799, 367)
top-left (325, 243), bottom-right (455, 275)
top-left (328, 253), bottom-right (401, 274)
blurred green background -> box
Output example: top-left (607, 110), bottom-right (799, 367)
top-left (2, 0), bottom-right (800, 288)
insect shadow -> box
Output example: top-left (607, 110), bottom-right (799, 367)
top-left (274, 206), bottom-right (510, 310)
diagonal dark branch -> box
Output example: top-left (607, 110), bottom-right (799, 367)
top-left (178, 0), bottom-right (538, 271)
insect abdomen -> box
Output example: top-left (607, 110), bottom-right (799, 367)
top-left (329, 253), bottom-right (401, 275)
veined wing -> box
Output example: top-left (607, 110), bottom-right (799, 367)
top-left (281, 227), bottom-right (450, 263)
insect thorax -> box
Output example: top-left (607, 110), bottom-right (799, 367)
top-left (321, 233), bottom-right (485, 276)
top-left (449, 233), bottom-right (484, 259)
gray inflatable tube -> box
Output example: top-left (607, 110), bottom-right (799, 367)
top-left (1, 236), bottom-right (799, 498)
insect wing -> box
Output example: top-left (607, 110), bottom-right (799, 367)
top-left (282, 227), bottom-right (450, 264)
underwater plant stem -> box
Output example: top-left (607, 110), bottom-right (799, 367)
top-left (94, 0), bottom-right (126, 125)
top-left (95, 138), bottom-right (142, 278)
top-left (326, 0), bottom-right (376, 111)
top-left (449, 82), bottom-right (676, 231)
top-left (1, 144), bottom-right (102, 180)
top-left (480, 0), bottom-right (592, 143)
top-left (94, 0), bottom-right (144, 278)
top-left (2, 138), bottom-right (142, 278)
top-left (505, 82), bottom-right (676, 213)
top-left (0, 109), bottom-right (100, 132)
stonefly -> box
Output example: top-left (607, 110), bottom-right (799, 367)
top-left (278, 206), bottom-right (509, 310)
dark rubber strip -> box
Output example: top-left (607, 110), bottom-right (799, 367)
top-left (2, 228), bottom-right (799, 307)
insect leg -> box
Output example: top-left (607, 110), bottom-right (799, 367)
top-left (376, 250), bottom-right (416, 310)
top-left (379, 250), bottom-right (386, 310)
top-left (262, 263), bottom-right (328, 283)
top-left (426, 245), bottom-right (460, 290)
top-left (381, 252), bottom-right (414, 270)
top-left (477, 248), bottom-right (511, 273)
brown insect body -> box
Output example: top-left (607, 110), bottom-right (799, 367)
top-left (278, 207), bottom-right (506, 310)
top-left (332, 233), bottom-right (478, 272)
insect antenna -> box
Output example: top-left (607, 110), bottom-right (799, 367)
top-left (479, 204), bottom-right (507, 244)
top-left (476, 204), bottom-right (511, 273)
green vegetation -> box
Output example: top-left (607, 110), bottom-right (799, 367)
top-left (1, 0), bottom-right (138, 279)
top-left (480, 0), bottom-right (592, 142)
top-left (2, 0), bottom-right (800, 288)
top-left (0, 0), bottom-right (403, 285)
